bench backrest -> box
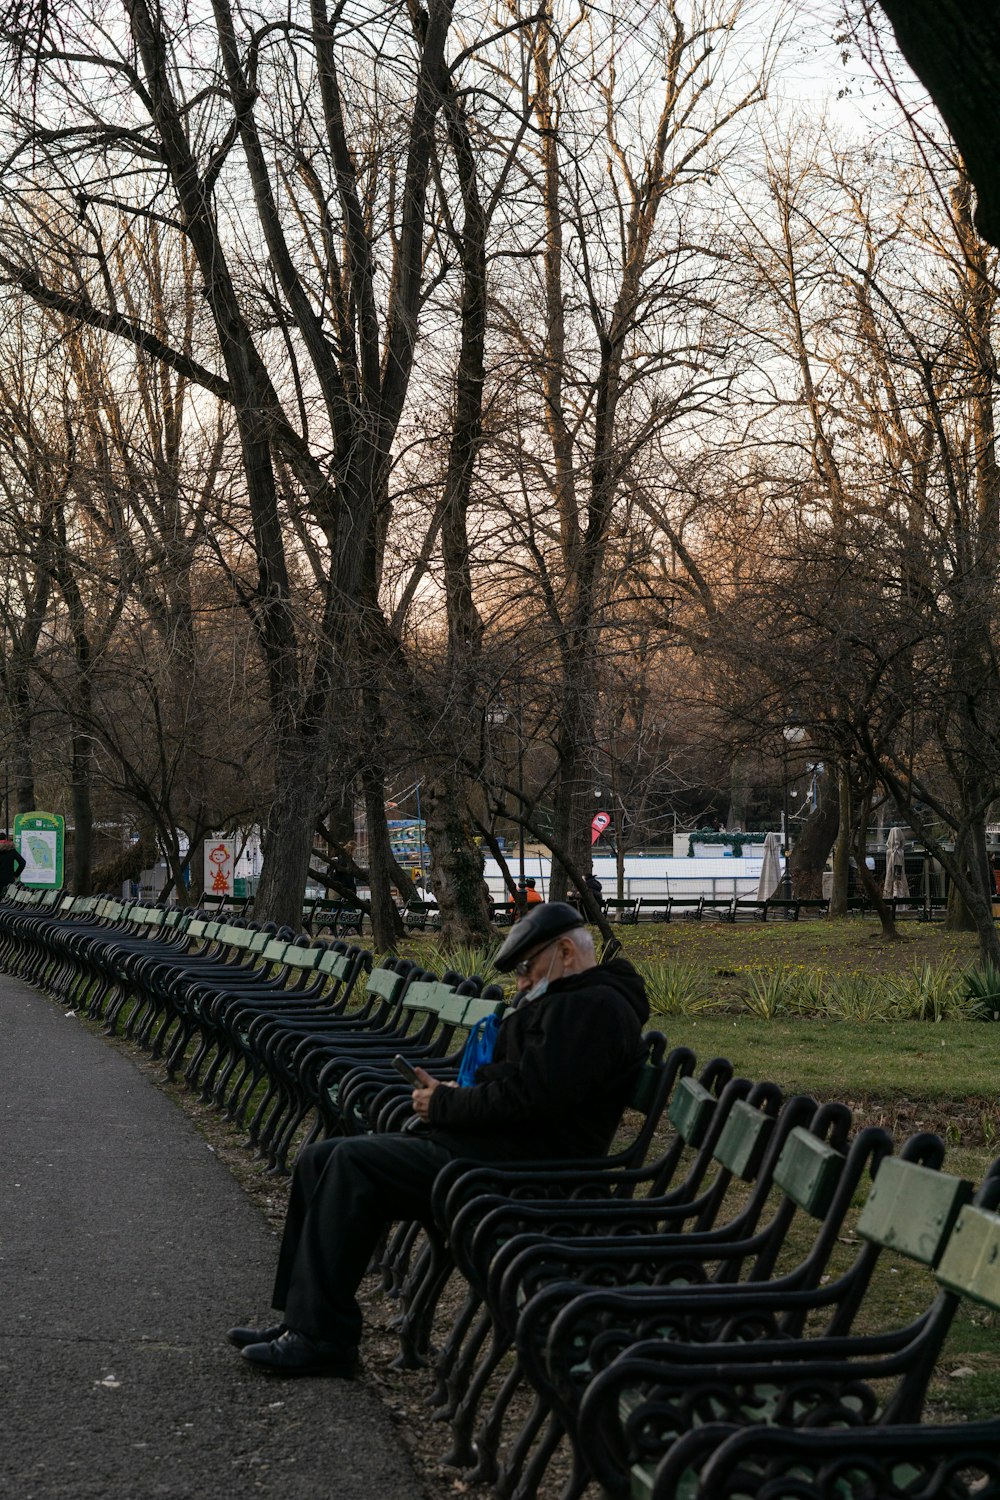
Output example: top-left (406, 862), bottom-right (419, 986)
top-left (772, 1125), bottom-right (844, 1218)
top-left (279, 942), bottom-right (323, 971)
top-left (667, 1075), bottom-right (716, 1146)
top-left (216, 923), bottom-right (253, 951)
top-left (458, 995), bottom-right (506, 1028)
top-left (712, 1098), bottom-right (775, 1182)
top-left (401, 978), bottom-right (456, 1016)
top-left (857, 1155), bottom-right (973, 1266)
top-left (364, 965), bottom-right (407, 1005)
top-left (133, 907), bottom-right (166, 932)
top-left (936, 1203), bottom-right (1000, 1307)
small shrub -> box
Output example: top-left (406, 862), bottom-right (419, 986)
top-left (822, 973), bottom-right (897, 1023)
top-left (787, 968), bottom-right (829, 1017)
top-left (964, 962), bottom-right (1000, 1021)
top-left (742, 967), bottom-right (796, 1019)
top-left (637, 958), bottom-right (714, 1016)
top-left (887, 962), bottom-right (970, 1022)
top-left (402, 938), bottom-right (505, 987)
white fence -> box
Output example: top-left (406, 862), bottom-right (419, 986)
top-left (483, 856), bottom-right (764, 903)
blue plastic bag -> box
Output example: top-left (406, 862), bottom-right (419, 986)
top-left (457, 1012), bottom-right (501, 1086)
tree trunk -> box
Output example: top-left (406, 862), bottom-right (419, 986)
top-left (254, 733), bottom-right (324, 931)
top-left (876, 0), bottom-right (1000, 246)
top-left (360, 759), bottom-right (405, 951)
top-left (851, 841), bottom-right (899, 939)
top-left (90, 823), bottom-right (158, 895)
top-left (548, 639), bottom-right (598, 902)
top-left (68, 729), bottom-right (93, 894)
top-left (423, 773), bottom-right (493, 946)
top-left (946, 880), bottom-right (978, 931)
top-left (10, 671), bottom-right (35, 816)
top-left (788, 768), bottom-right (839, 898)
top-left (853, 784), bottom-right (899, 941)
top-left (726, 758), bottom-right (752, 832)
top-left (828, 763), bottom-right (852, 918)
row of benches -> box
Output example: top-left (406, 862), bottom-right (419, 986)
top-left (0, 884), bottom-right (996, 1499)
top-left (600, 895), bottom-right (828, 923)
top-left (605, 894), bottom-right (951, 924)
top-left (198, 889), bottom-right (952, 936)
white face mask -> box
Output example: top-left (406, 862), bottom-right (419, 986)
top-left (519, 947), bottom-right (561, 1005)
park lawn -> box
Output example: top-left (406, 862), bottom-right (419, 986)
top-left (607, 919), bottom-right (1000, 1131)
top-left (665, 1016), bottom-right (997, 1105)
top-left (616, 916), bottom-right (981, 999)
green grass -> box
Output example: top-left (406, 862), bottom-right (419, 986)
top-left (618, 916), bottom-right (982, 998)
top-left (669, 1017), bottom-right (997, 1100)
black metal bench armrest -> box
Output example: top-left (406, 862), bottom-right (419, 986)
top-left (652, 1419), bottom-right (1000, 1500)
top-left (572, 1326), bottom-right (943, 1500)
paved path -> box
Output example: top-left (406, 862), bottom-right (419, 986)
top-left (0, 972), bottom-right (424, 1499)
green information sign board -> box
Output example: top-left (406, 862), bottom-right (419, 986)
top-left (14, 811), bottom-right (65, 890)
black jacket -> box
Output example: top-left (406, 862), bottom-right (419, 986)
top-left (426, 957), bottom-right (649, 1160)
top-left (0, 842), bottom-right (25, 886)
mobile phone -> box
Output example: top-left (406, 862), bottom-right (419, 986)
top-left (392, 1054), bottom-right (421, 1085)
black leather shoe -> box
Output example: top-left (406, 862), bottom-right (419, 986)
top-left (227, 1322), bottom-right (286, 1350)
top-left (241, 1329), bottom-right (357, 1379)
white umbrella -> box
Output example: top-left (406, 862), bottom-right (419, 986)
top-left (757, 832), bottom-right (783, 901)
top-left (883, 826), bottom-right (909, 900)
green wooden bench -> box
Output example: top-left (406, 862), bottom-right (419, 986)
top-left (573, 1150), bottom-right (996, 1500)
top-left (642, 1169), bottom-right (1000, 1498)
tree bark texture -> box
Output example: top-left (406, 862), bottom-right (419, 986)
top-left (828, 763), bottom-right (851, 918)
top-left (788, 769), bottom-right (839, 899)
top-left (423, 774), bottom-right (492, 946)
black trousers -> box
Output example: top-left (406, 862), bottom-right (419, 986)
top-left (271, 1134), bottom-right (455, 1351)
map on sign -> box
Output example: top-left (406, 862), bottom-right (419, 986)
top-left (25, 835), bottom-right (54, 870)
top-left (19, 828), bottom-right (59, 882)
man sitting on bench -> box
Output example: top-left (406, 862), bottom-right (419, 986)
top-left (227, 902), bottom-right (649, 1377)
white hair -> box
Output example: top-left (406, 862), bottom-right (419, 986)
top-left (565, 926), bottom-right (596, 961)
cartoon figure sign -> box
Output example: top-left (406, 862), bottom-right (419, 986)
top-left (590, 812), bottom-right (612, 845)
top-left (204, 838), bottom-right (235, 897)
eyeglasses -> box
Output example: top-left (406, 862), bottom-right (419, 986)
top-left (514, 939), bottom-right (557, 977)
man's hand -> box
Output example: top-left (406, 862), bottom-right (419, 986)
top-left (411, 1067), bottom-right (457, 1118)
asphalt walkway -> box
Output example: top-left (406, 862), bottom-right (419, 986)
top-left (0, 971), bottom-right (424, 1499)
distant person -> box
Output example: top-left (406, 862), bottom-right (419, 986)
top-left (571, 872), bottom-right (602, 909)
top-left (330, 861), bottom-right (357, 899)
top-left (523, 878), bottom-right (543, 904)
top-left (329, 841), bottom-right (358, 899)
top-left (0, 831), bottom-right (26, 888)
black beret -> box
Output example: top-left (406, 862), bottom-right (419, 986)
top-left (495, 901), bottom-right (586, 972)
